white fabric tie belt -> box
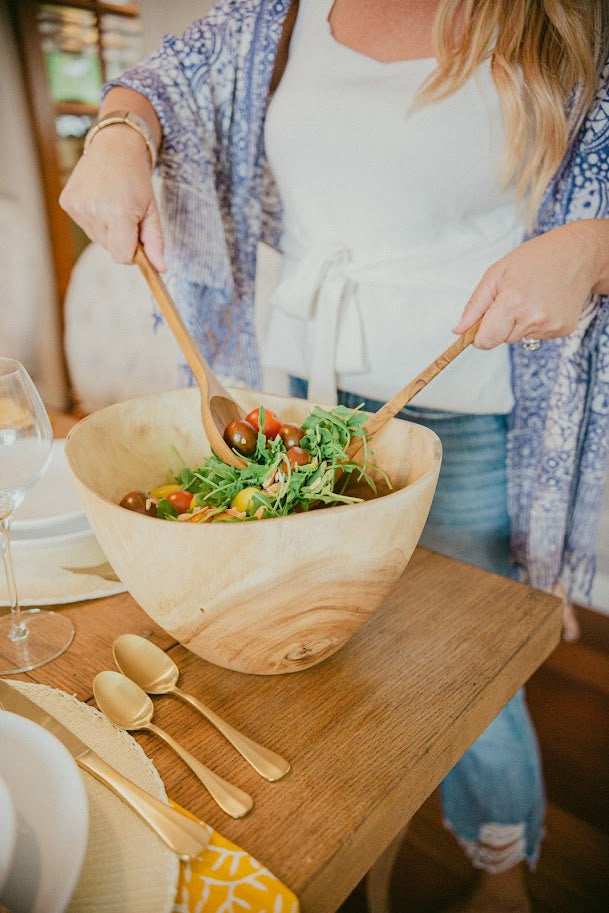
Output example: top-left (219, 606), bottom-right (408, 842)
top-left (267, 222), bottom-right (522, 406)
top-left (270, 244), bottom-right (371, 406)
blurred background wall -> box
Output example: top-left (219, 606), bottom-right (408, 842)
top-left (1, 0), bottom-right (215, 408)
top-left (140, 0), bottom-right (214, 55)
top-left (0, 2), bottom-right (64, 407)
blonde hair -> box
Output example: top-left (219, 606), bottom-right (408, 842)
top-left (418, 0), bottom-right (609, 223)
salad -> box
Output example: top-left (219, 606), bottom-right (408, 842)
top-left (119, 403), bottom-right (389, 523)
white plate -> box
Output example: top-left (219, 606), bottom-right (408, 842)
top-left (11, 514), bottom-right (93, 550)
top-left (12, 440), bottom-right (86, 533)
top-left (4, 682), bottom-right (179, 913)
top-left (0, 533), bottom-right (126, 607)
top-left (0, 710), bottom-right (89, 913)
top-left (0, 772), bottom-right (16, 894)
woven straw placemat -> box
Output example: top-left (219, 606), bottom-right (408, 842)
top-left (11, 682), bottom-right (179, 913)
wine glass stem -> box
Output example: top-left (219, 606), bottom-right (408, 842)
top-left (0, 516), bottom-right (28, 642)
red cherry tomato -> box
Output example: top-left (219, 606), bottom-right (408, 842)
top-left (119, 490), bottom-right (157, 517)
top-left (245, 407), bottom-right (282, 439)
top-left (286, 446), bottom-right (310, 469)
top-left (223, 419), bottom-right (257, 456)
top-left (279, 423), bottom-right (305, 449)
top-left (167, 489), bottom-right (194, 514)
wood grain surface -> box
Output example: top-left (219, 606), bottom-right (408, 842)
top-left (13, 506), bottom-right (562, 913)
top-left (62, 388), bottom-right (441, 673)
top-left (40, 411), bottom-right (563, 910)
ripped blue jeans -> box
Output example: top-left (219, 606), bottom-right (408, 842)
top-left (290, 378), bottom-right (545, 871)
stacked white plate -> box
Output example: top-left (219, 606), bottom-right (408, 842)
top-left (1, 440), bottom-right (126, 606)
top-left (11, 439), bottom-right (91, 547)
top-left (0, 710), bottom-right (89, 913)
top-left (0, 683), bottom-right (179, 913)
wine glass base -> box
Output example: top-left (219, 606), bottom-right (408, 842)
top-left (0, 609), bottom-right (74, 675)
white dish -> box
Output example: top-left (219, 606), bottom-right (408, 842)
top-left (0, 532), bottom-right (126, 607)
top-left (12, 440), bottom-right (86, 533)
top-left (11, 514), bottom-right (93, 550)
top-left (0, 710), bottom-right (89, 913)
top-left (0, 772), bottom-right (16, 894)
top-left (5, 682), bottom-right (179, 913)
top-left (12, 511), bottom-right (89, 539)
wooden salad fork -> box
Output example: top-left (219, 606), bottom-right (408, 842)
top-left (347, 318), bottom-right (483, 462)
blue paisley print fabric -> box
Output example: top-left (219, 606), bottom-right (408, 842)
top-left (109, 0), bottom-right (609, 602)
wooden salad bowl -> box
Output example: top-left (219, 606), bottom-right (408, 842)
top-left (65, 387), bottom-right (441, 674)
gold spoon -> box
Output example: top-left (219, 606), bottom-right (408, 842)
top-left (133, 244), bottom-right (247, 469)
top-left (93, 670), bottom-right (253, 818)
top-left (113, 634), bottom-right (290, 782)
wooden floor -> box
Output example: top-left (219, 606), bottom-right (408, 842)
top-left (338, 605), bottom-right (609, 913)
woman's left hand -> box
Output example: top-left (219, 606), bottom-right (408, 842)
top-left (453, 220), bottom-right (609, 348)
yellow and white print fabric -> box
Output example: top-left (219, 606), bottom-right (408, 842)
top-left (170, 803), bottom-right (300, 913)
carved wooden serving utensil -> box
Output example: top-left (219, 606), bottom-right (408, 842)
top-left (347, 318), bottom-right (483, 462)
top-left (133, 244), bottom-right (247, 468)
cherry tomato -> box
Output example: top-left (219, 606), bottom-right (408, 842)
top-left (279, 423), bottom-right (305, 449)
top-left (119, 490), bottom-right (157, 517)
top-left (223, 419), bottom-right (257, 456)
top-left (167, 489), bottom-right (194, 514)
top-left (231, 486), bottom-right (262, 514)
top-left (150, 483), bottom-right (180, 499)
top-left (286, 446), bottom-right (310, 469)
top-left (245, 407), bottom-right (282, 439)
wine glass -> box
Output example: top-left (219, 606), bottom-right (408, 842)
top-left (0, 357), bottom-right (74, 674)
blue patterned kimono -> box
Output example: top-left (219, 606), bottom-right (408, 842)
top-left (111, 0), bottom-right (609, 603)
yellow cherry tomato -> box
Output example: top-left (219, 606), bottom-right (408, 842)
top-left (150, 483), bottom-right (180, 499)
top-left (230, 486), bottom-right (262, 514)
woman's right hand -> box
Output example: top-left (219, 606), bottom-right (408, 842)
top-left (59, 124), bottom-right (166, 271)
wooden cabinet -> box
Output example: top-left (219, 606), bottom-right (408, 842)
top-left (7, 0), bottom-right (142, 406)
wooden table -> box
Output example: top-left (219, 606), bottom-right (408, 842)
top-left (11, 535), bottom-right (561, 913)
top-left (6, 413), bottom-right (563, 911)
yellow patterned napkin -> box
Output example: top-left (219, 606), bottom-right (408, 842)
top-left (169, 802), bottom-right (300, 913)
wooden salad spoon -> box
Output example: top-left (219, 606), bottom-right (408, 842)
top-left (133, 244), bottom-right (247, 469)
top-left (113, 634), bottom-right (290, 782)
top-left (347, 317), bottom-right (483, 463)
top-left (93, 670), bottom-right (254, 818)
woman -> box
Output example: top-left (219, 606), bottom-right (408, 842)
top-left (60, 2), bottom-right (609, 910)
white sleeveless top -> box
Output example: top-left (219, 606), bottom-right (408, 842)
top-left (263, 0), bottom-right (523, 412)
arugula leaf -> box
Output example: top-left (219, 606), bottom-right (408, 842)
top-left (161, 403), bottom-right (389, 522)
top-left (156, 498), bottom-right (179, 520)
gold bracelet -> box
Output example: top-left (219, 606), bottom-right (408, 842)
top-left (84, 110), bottom-right (157, 169)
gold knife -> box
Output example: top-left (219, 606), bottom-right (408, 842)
top-left (0, 680), bottom-right (210, 860)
